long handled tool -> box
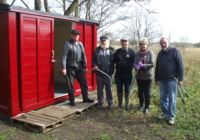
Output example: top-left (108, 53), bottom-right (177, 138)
top-left (91, 68), bottom-right (112, 85)
top-left (175, 78), bottom-right (189, 105)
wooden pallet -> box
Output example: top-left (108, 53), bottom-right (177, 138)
top-left (13, 99), bottom-right (97, 133)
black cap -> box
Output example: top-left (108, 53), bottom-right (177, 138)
top-left (71, 29), bottom-right (80, 35)
top-left (100, 36), bottom-right (108, 41)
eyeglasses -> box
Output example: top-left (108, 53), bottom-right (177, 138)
top-left (139, 43), bottom-right (146, 46)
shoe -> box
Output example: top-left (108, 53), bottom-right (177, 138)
top-left (68, 102), bottom-right (76, 106)
top-left (125, 105), bottom-right (129, 111)
top-left (138, 105), bottom-right (144, 111)
top-left (83, 98), bottom-right (94, 103)
top-left (143, 109), bottom-right (149, 114)
top-left (96, 104), bottom-right (103, 109)
top-left (158, 113), bottom-right (167, 119)
top-left (168, 118), bottom-right (175, 125)
top-left (118, 104), bottom-right (122, 109)
top-left (108, 103), bottom-right (113, 110)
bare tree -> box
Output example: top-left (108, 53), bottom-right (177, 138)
top-left (35, 0), bottom-right (41, 10)
top-left (64, 0), bottom-right (79, 16)
top-left (44, 0), bottom-right (50, 12)
top-left (0, 0), bottom-right (7, 4)
top-left (123, 8), bottom-right (161, 46)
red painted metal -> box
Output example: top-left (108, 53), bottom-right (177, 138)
top-left (19, 14), bottom-right (54, 112)
top-left (0, 12), bottom-right (10, 115)
top-left (74, 22), bottom-right (97, 95)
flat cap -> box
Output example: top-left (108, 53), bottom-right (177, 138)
top-left (71, 29), bottom-right (80, 35)
top-left (120, 37), bottom-right (128, 41)
top-left (100, 36), bottom-right (108, 41)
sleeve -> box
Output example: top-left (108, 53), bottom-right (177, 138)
top-left (92, 48), bottom-right (98, 67)
top-left (175, 49), bottom-right (184, 81)
top-left (131, 49), bottom-right (136, 69)
top-left (61, 42), bottom-right (69, 69)
top-left (110, 47), bottom-right (115, 75)
top-left (79, 42), bottom-right (87, 68)
top-left (155, 52), bottom-right (160, 81)
top-left (143, 50), bottom-right (155, 69)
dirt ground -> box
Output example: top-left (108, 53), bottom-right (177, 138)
top-left (0, 103), bottom-right (175, 140)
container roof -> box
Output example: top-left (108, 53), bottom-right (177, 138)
top-left (0, 3), bottom-right (99, 25)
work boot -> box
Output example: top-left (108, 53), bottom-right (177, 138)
top-left (69, 101), bottom-right (76, 106)
top-left (108, 102), bottom-right (113, 110)
top-left (68, 92), bottom-right (75, 106)
top-left (117, 92), bottom-right (123, 109)
top-left (96, 103), bottom-right (103, 110)
top-left (83, 98), bottom-right (94, 103)
top-left (125, 92), bottom-right (129, 111)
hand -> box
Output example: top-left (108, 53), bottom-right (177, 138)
top-left (134, 64), bottom-right (140, 70)
top-left (93, 66), bottom-right (99, 70)
top-left (61, 69), bottom-right (67, 76)
top-left (134, 61), bottom-right (144, 70)
top-left (178, 81), bottom-right (183, 86)
top-left (138, 61), bottom-right (144, 67)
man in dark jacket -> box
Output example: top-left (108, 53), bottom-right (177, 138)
top-left (114, 38), bottom-right (135, 111)
top-left (93, 36), bottom-right (115, 109)
top-left (61, 29), bottom-right (94, 106)
top-left (155, 37), bottom-right (184, 125)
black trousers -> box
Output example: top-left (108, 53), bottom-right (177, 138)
top-left (66, 68), bottom-right (89, 103)
top-left (136, 79), bottom-right (152, 109)
top-left (115, 73), bottom-right (132, 106)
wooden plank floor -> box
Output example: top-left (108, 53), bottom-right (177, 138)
top-left (13, 99), bottom-right (97, 133)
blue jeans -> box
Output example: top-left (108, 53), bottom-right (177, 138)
top-left (159, 80), bottom-right (177, 120)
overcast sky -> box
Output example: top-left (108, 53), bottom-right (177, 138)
top-left (106, 0), bottom-right (200, 43)
top-left (149, 0), bottom-right (200, 43)
top-left (8, 0), bottom-right (200, 43)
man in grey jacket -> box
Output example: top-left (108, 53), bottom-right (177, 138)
top-left (61, 29), bottom-right (94, 106)
top-left (155, 37), bottom-right (184, 125)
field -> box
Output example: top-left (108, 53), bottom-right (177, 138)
top-left (0, 47), bottom-right (200, 140)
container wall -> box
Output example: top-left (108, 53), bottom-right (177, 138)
top-left (75, 22), bottom-right (97, 92)
top-left (0, 12), bottom-right (10, 115)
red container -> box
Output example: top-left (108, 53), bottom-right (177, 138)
top-left (0, 4), bottom-right (98, 117)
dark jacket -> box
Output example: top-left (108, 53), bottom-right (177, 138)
top-left (62, 39), bottom-right (87, 70)
top-left (135, 50), bottom-right (155, 80)
top-left (114, 47), bottom-right (135, 75)
top-left (93, 46), bottom-right (115, 76)
top-left (155, 47), bottom-right (184, 81)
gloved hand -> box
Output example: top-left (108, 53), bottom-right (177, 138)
top-left (138, 61), bottom-right (144, 67)
top-left (134, 61), bottom-right (144, 70)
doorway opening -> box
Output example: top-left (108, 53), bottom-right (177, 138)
top-left (54, 19), bottom-right (73, 98)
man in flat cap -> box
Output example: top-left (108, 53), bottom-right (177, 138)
top-left (92, 36), bottom-right (115, 109)
top-left (114, 37), bottom-right (135, 111)
top-left (61, 29), bottom-right (94, 106)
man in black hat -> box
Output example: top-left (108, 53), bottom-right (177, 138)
top-left (61, 29), bottom-right (94, 106)
top-left (93, 36), bottom-right (115, 109)
top-left (114, 38), bottom-right (135, 111)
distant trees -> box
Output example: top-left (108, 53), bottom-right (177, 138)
top-left (123, 8), bottom-right (161, 47)
top-left (0, 0), bottom-right (155, 34)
